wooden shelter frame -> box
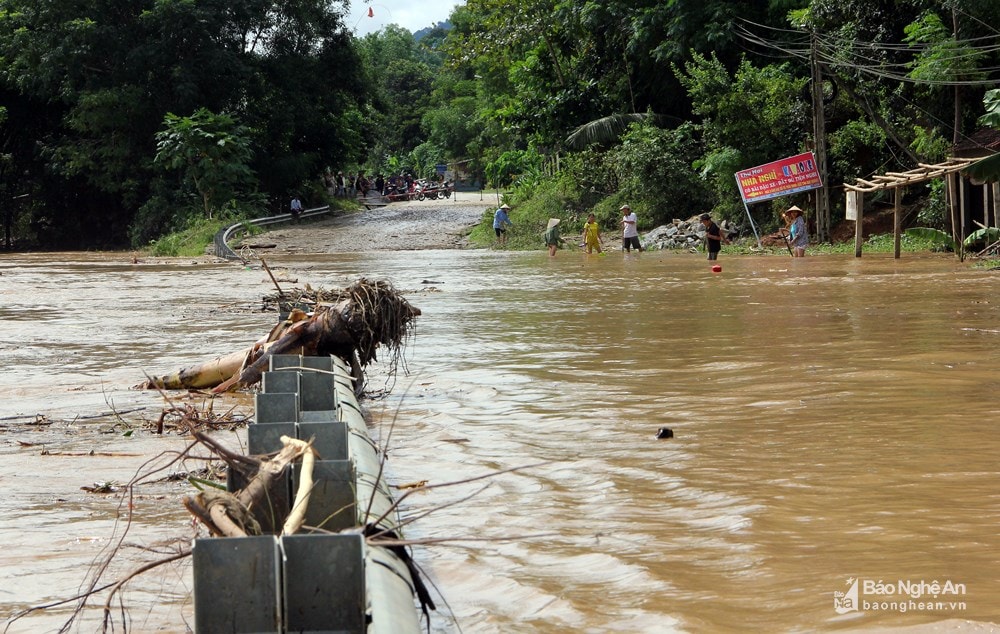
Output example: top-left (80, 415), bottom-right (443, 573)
top-left (843, 157), bottom-right (990, 259)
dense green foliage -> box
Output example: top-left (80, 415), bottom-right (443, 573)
top-left (1, 0), bottom-right (999, 250)
top-left (0, 0), bottom-right (364, 248)
top-left (154, 109), bottom-right (256, 219)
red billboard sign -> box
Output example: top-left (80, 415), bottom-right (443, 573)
top-left (735, 152), bottom-right (823, 204)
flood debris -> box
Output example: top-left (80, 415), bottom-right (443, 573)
top-left (7, 400), bottom-right (555, 633)
top-left (181, 430), bottom-right (316, 537)
top-left (81, 481), bottom-right (127, 494)
top-left (137, 278), bottom-right (420, 393)
top-left (148, 400), bottom-right (249, 434)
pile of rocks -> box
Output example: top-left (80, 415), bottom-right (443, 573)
top-left (641, 215), bottom-right (736, 251)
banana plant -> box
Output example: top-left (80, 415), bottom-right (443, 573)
top-left (904, 227), bottom-right (956, 250)
top-left (963, 226), bottom-right (1000, 248)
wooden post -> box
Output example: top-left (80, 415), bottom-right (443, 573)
top-left (893, 187), bottom-right (902, 259)
top-left (993, 183), bottom-right (1000, 227)
top-left (959, 176), bottom-right (967, 262)
top-left (984, 184), bottom-right (989, 231)
top-left (947, 173), bottom-right (959, 257)
top-left (848, 190), bottom-right (864, 258)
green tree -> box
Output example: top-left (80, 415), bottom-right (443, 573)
top-left (904, 10), bottom-right (987, 147)
top-left (610, 121), bottom-right (710, 224)
top-left (409, 142), bottom-right (447, 179)
top-left (422, 75), bottom-right (481, 159)
top-left (154, 109), bottom-right (255, 219)
top-left (0, 0), bottom-right (365, 247)
top-left (677, 53), bottom-right (808, 219)
top-left (807, 0), bottom-right (1000, 163)
top-left (356, 26), bottom-right (441, 171)
top-left (484, 148), bottom-right (544, 189)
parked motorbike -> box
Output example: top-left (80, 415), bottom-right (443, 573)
top-left (417, 179), bottom-right (437, 200)
top-left (416, 179), bottom-right (452, 200)
top-left (383, 183), bottom-right (410, 202)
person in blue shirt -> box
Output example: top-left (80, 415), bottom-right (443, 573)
top-left (786, 205), bottom-right (808, 257)
top-left (493, 203), bottom-right (513, 246)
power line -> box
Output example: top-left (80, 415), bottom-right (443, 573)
top-left (736, 20), bottom-right (1000, 87)
top-left (735, 19), bottom-right (996, 155)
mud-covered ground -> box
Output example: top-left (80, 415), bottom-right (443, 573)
top-left (239, 196), bottom-right (493, 254)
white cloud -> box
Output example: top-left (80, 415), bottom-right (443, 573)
top-left (351, 0), bottom-right (462, 37)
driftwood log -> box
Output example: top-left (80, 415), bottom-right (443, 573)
top-left (182, 432), bottom-right (316, 537)
top-left (138, 279), bottom-right (420, 393)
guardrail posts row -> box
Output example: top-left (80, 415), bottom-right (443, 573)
top-left (192, 353), bottom-right (423, 633)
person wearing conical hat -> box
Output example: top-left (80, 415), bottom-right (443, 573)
top-left (544, 217), bottom-right (564, 256)
top-left (493, 203), bottom-right (513, 246)
top-left (785, 205), bottom-right (808, 257)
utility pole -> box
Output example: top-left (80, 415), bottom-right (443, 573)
top-left (952, 8), bottom-right (962, 146)
top-left (810, 32), bottom-right (831, 242)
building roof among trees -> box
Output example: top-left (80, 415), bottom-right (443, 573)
top-left (953, 128), bottom-right (1000, 159)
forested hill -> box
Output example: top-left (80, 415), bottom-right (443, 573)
top-left (414, 21), bottom-right (452, 42)
top-left (1, 1), bottom-right (999, 250)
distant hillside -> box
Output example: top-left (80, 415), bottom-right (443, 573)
top-left (414, 20), bottom-right (451, 41)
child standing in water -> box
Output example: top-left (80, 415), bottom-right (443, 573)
top-left (582, 213), bottom-right (603, 254)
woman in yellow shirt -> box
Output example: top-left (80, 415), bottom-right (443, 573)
top-left (582, 213), bottom-right (603, 254)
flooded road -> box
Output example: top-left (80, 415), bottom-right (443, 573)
top-left (2, 248), bottom-right (999, 632)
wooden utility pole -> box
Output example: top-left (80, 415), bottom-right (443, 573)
top-left (952, 8), bottom-right (962, 147)
top-left (810, 33), bottom-right (831, 242)
top-left (893, 187), bottom-right (902, 259)
top-left (849, 190), bottom-right (864, 257)
top-left (947, 172), bottom-right (963, 262)
top-left (993, 183), bottom-right (999, 230)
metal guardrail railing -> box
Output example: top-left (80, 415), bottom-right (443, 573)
top-left (193, 353), bottom-right (425, 633)
top-left (214, 205), bottom-right (332, 260)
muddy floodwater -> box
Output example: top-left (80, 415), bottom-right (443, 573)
top-left (2, 246), bottom-right (999, 633)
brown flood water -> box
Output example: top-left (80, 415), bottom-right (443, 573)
top-left (1, 249), bottom-right (999, 633)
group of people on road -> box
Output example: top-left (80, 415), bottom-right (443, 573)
top-left (326, 170), bottom-right (444, 199)
top-left (492, 202), bottom-right (809, 258)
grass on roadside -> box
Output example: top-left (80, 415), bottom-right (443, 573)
top-left (145, 197), bottom-right (360, 257)
top-left (146, 216), bottom-right (243, 257)
top-left (715, 232), bottom-right (964, 256)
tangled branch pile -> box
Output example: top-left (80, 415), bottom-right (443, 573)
top-left (261, 284), bottom-right (348, 313)
top-left (139, 278), bottom-right (420, 392)
top-left (337, 278), bottom-right (417, 366)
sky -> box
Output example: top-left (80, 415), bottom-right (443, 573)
top-left (350, 0), bottom-right (463, 37)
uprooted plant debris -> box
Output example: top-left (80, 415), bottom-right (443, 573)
top-left (147, 401), bottom-right (250, 434)
top-left (138, 278), bottom-right (420, 393)
top-left (261, 283), bottom-right (351, 313)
